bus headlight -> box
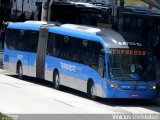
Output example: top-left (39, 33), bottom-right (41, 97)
top-left (110, 83), bottom-right (118, 89)
top-left (152, 85), bottom-right (156, 90)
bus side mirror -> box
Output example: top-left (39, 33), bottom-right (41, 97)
top-left (98, 55), bottom-right (105, 77)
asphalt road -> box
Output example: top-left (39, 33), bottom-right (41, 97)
top-left (0, 69), bottom-right (160, 114)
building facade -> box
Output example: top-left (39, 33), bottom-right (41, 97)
top-left (0, 0), bottom-right (112, 21)
top-left (11, 0), bottom-right (42, 21)
top-left (0, 0), bottom-right (12, 21)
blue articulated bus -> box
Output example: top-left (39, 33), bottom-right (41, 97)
top-left (4, 21), bottom-right (158, 99)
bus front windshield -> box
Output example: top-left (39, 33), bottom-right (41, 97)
top-left (108, 49), bottom-right (155, 81)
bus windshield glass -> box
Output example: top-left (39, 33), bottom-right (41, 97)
top-left (108, 49), bottom-right (155, 81)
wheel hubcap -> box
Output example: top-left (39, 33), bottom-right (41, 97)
top-left (91, 85), bottom-right (96, 96)
top-left (19, 66), bottom-right (22, 77)
top-left (55, 75), bottom-right (59, 87)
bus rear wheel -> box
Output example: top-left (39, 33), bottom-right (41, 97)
top-left (17, 64), bottom-right (23, 79)
top-left (53, 72), bottom-right (60, 90)
top-left (87, 81), bottom-right (96, 100)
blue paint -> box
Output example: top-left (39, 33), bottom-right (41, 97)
top-left (8, 23), bottom-right (41, 31)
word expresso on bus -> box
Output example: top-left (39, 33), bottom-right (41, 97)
top-left (3, 21), bottom-right (157, 99)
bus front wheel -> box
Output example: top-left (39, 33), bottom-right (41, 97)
top-left (87, 81), bottom-right (96, 100)
top-left (17, 64), bottom-right (23, 79)
top-left (53, 72), bottom-right (60, 90)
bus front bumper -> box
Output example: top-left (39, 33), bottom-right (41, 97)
top-left (104, 85), bottom-right (157, 99)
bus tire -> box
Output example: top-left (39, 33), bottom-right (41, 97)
top-left (53, 71), bottom-right (60, 90)
top-left (17, 63), bottom-right (23, 79)
top-left (87, 80), bottom-right (96, 100)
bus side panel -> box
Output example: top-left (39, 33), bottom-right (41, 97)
top-left (45, 56), bottom-right (106, 97)
top-left (4, 45), bottom-right (29, 75)
top-left (45, 56), bottom-right (88, 92)
top-left (3, 44), bottom-right (9, 70)
top-left (83, 68), bottom-right (106, 98)
top-left (28, 53), bottom-right (37, 77)
top-left (60, 60), bottom-right (87, 93)
top-left (45, 56), bottom-right (56, 82)
top-left (45, 69), bottom-right (53, 82)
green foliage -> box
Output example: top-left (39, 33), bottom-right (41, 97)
top-left (0, 113), bottom-right (12, 120)
top-left (125, 0), bottom-right (149, 6)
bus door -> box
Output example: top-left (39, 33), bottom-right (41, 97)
top-left (36, 27), bottom-right (48, 79)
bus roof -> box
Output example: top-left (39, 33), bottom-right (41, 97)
top-left (7, 22), bottom-right (46, 31)
top-left (68, 1), bottom-right (97, 7)
top-left (24, 21), bottom-right (47, 25)
top-left (61, 24), bottom-right (101, 34)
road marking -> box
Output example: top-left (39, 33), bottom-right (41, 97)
top-left (53, 99), bottom-right (75, 107)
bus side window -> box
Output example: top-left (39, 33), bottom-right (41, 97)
top-left (54, 34), bottom-right (69, 59)
top-left (28, 31), bottom-right (39, 53)
top-left (87, 41), bottom-right (104, 71)
top-left (6, 29), bottom-right (16, 50)
top-left (47, 33), bottom-right (54, 56)
top-left (16, 30), bottom-right (27, 51)
top-left (69, 37), bottom-right (81, 63)
top-left (98, 55), bottom-right (105, 77)
top-left (6, 29), bottom-right (28, 52)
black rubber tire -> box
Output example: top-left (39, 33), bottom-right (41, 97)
top-left (87, 81), bottom-right (96, 100)
top-left (53, 72), bottom-right (60, 90)
top-left (17, 64), bottom-right (23, 79)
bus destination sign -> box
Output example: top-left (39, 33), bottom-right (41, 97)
top-left (111, 49), bottom-right (147, 56)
